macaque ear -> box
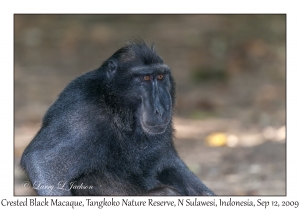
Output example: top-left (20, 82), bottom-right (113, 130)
top-left (107, 59), bottom-right (118, 78)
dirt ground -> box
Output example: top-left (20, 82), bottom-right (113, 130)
top-left (14, 15), bottom-right (286, 196)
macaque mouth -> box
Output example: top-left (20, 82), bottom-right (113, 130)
top-left (141, 119), bottom-right (170, 134)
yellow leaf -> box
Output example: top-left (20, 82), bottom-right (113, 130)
top-left (205, 132), bottom-right (227, 147)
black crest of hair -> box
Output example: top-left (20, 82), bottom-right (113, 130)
top-left (110, 41), bottom-right (163, 65)
top-left (20, 41), bottom-right (215, 196)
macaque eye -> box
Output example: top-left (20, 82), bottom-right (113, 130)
top-left (157, 74), bottom-right (164, 80)
top-left (143, 75), bottom-right (151, 81)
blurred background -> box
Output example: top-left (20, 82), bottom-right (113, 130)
top-left (14, 14), bottom-right (286, 195)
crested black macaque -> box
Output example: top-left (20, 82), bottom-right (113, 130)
top-left (21, 41), bottom-right (215, 196)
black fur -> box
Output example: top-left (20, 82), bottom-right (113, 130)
top-left (21, 41), bottom-right (215, 196)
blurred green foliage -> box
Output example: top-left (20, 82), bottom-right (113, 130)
top-left (191, 67), bottom-right (228, 83)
